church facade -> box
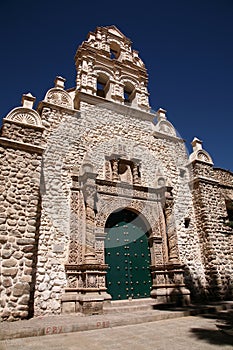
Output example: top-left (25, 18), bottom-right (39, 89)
top-left (0, 26), bottom-right (233, 321)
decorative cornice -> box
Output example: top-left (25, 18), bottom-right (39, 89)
top-left (37, 101), bottom-right (79, 115)
top-left (0, 137), bottom-right (45, 154)
top-left (3, 118), bottom-right (45, 131)
top-left (65, 263), bottom-right (108, 271)
top-left (151, 263), bottom-right (185, 271)
top-left (75, 92), bottom-right (155, 122)
top-left (96, 178), bottom-right (166, 202)
top-left (152, 130), bottom-right (185, 143)
top-left (191, 176), bottom-right (219, 185)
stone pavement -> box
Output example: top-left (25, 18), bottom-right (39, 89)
top-left (1, 315), bottom-right (233, 350)
top-left (0, 308), bottom-right (192, 341)
top-left (1, 302), bottom-right (232, 342)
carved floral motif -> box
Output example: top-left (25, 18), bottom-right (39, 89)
top-left (45, 88), bottom-right (73, 109)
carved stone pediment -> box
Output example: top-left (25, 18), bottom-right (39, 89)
top-left (4, 107), bottom-right (42, 126)
top-left (44, 88), bottom-right (73, 109)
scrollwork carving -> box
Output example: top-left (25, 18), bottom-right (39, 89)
top-left (67, 275), bottom-right (77, 288)
top-left (68, 238), bottom-right (83, 264)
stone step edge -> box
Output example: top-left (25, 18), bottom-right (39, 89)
top-left (103, 305), bottom-right (155, 314)
top-left (104, 298), bottom-right (156, 308)
top-left (0, 306), bottom-right (219, 341)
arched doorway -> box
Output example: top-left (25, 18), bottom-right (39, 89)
top-left (104, 208), bottom-right (152, 300)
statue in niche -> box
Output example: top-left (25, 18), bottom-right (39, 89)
top-left (118, 162), bottom-right (133, 183)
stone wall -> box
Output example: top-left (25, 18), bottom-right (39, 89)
top-left (1, 120), bottom-right (44, 147)
top-left (214, 168), bottom-right (233, 187)
top-left (2, 93), bottom-right (232, 319)
top-left (1, 25), bottom-right (232, 320)
top-left (30, 98), bottom-right (206, 315)
top-left (0, 122), bottom-right (43, 321)
top-left (191, 161), bottom-right (233, 300)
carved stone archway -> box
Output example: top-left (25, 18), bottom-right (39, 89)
top-left (62, 165), bottom-right (190, 315)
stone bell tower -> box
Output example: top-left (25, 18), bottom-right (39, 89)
top-left (74, 25), bottom-right (150, 111)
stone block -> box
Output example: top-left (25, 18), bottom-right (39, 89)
top-left (17, 238), bottom-right (35, 245)
top-left (62, 301), bottom-right (76, 314)
top-left (2, 278), bottom-right (12, 288)
top-left (2, 257), bottom-right (17, 268)
top-left (2, 249), bottom-right (12, 259)
top-left (13, 282), bottom-right (30, 297)
top-left (2, 267), bottom-right (17, 277)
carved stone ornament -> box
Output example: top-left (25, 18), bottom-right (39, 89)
top-left (165, 199), bottom-right (180, 263)
top-left (154, 120), bottom-right (176, 137)
top-left (197, 151), bottom-right (212, 163)
top-left (44, 88), bottom-right (73, 109)
top-left (4, 107), bottom-right (42, 126)
top-left (189, 137), bottom-right (213, 165)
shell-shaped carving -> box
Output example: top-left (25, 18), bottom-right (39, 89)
top-left (189, 149), bottom-right (213, 165)
top-left (197, 150), bottom-right (213, 164)
top-left (155, 120), bottom-right (176, 137)
top-left (5, 107), bottom-right (42, 126)
top-left (44, 88), bottom-right (73, 109)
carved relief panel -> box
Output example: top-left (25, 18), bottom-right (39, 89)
top-left (104, 157), bottom-right (141, 185)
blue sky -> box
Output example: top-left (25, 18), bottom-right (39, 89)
top-left (0, 0), bottom-right (232, 171)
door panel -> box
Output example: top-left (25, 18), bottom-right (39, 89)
top-left (105, 209), bottom-right (152, 300)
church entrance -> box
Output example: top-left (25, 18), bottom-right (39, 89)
top-left (104, 209), bottom-right (152, 300)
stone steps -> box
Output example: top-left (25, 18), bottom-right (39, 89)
top-left (1, 302), bottom-right (231, 341)
top-left (103, 297), bottom-right (157, 314)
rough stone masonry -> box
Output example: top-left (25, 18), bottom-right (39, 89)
top-left (0, 26), bottom-right (233, 321)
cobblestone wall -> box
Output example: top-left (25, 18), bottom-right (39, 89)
top-left (31, 100), bottom-right (206, 315)
top-left (2, 96), bottom-right (232, 319)
top-left (214, 168), bottom-right (233, 187)
top-left (2, 25), bottom-right (232, 320)
top-left (191, 161), bottom-right (233, 300)
top-left (0, 124), bottom-right (43, 321)
top-left (1, 121), bottom-right (44, 147)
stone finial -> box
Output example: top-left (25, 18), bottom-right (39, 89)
top-left (189, 137), bottom-right (213, 165)
top-left (21, 93), bottom-right (36, 109)
top-left (191, 137), bottom-right (203, 152)
top-left (54, 76), bottom-right (66, 89)
top-left (156, 108), bottom-right (167, 121)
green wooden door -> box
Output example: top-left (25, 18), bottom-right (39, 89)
top-left (105, 209), bottom-right (152, 300)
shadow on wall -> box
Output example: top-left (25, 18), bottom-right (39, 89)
top-left (183, 265), bottom-right (233, 304)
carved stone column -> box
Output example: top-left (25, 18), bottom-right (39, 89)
top-left (132, 163), bottom-right (139, 185)
top-left (131, 158), bottom-right (141, 185)
top-left (62, 169), bottom-right (110, 315)
top-left (149, 235), bottom-right (167, 299)
top-left (150, 192), bottom-right (190, 305)
top-left (111, 159), bottom-right (119, 181)
top-left (82, 173), bottom-right (97, 251)
top-left (164, 198), bottom-right (180, 263)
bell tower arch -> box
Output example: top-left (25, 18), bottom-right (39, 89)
top-left (74, 25), bottom-right (150, 111)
